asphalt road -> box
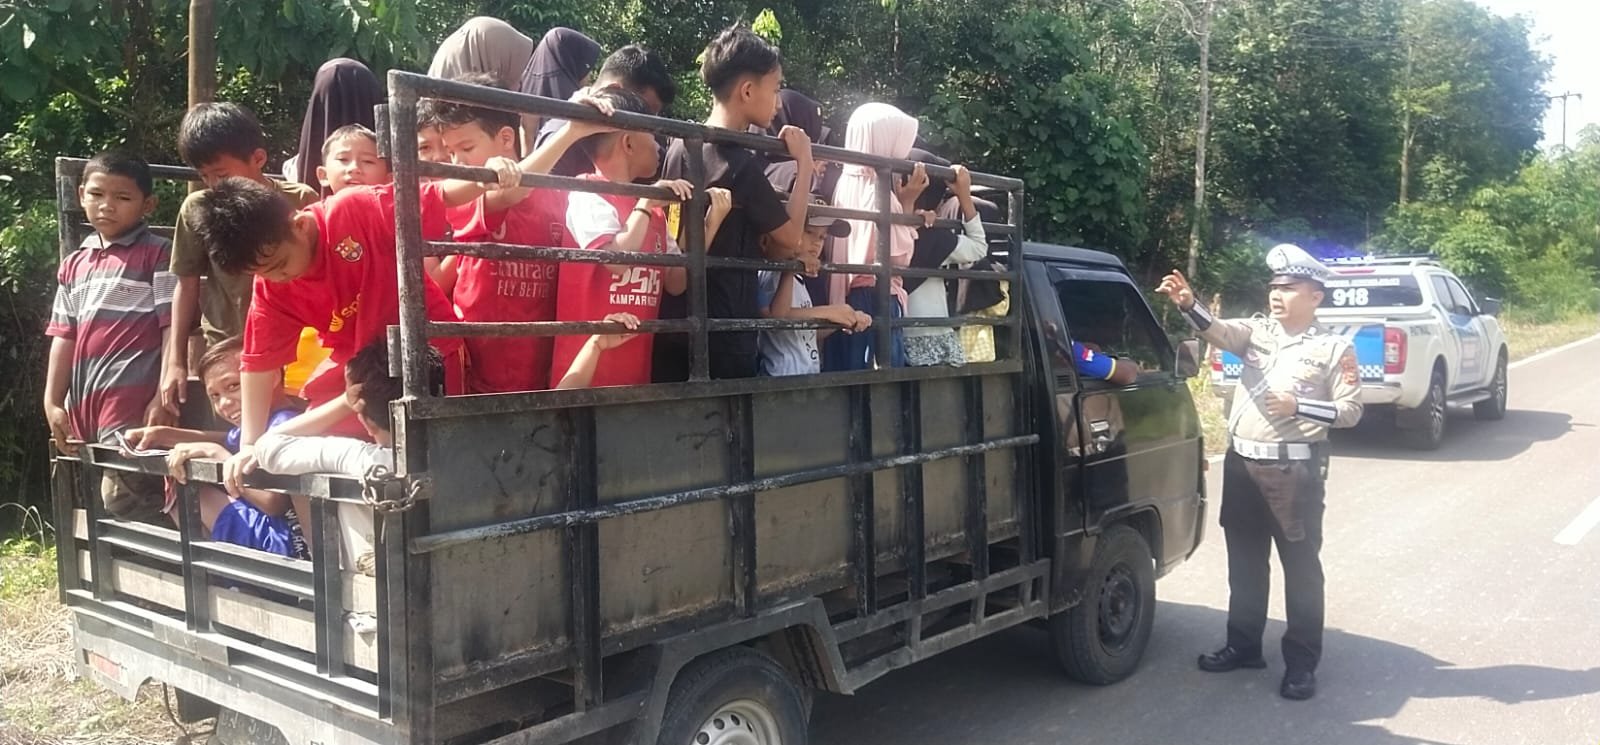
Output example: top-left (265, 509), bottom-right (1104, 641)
top-left (812, 335), bottom-right (1600, 745)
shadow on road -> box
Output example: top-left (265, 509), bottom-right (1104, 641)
top-left (1327, 409), bottom-right (1573, 463)
top-left (811, 601), bottom-right (1600, 745)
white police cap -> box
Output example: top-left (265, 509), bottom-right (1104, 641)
top-left (1266, 243), bottom-right (1332, 286)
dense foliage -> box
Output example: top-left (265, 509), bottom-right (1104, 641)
top-left (0, 0), bottom-right (1593, 523)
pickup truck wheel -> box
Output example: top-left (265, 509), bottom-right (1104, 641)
top-left (1473, 353), bottom-right (1508, 421)
top-left (656, 647), bottom-right (808, 745)
top-left (1400, 371), bottom-right (1447, 450)
top-left (209, 707), bottom-right (288, 745)
top-left (1050, 525), bottom-right (1155, 685)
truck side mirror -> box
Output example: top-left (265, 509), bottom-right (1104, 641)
top-left (1175, 339), bottom-right (1201, 379)
top-left (1479, 297), bottom-right (1501, 316)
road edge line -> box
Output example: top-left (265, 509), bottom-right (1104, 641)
top-left (1509, 332), bottom-right (1600, 370)
top-left (1555, 496), bottom-right (1600, 546)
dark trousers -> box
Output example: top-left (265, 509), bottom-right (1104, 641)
top-left (1220, 450), bottom-right (1326, 673)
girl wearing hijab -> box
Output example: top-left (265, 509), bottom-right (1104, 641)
top-left (901, 151), bottom-right (988, 367)
top-left (764, 89), bottom-right (830, 197)
top-left (428, 16), bottom-right (535, 89)
top-left (287, 58), bottom-right (385, 192)
top-left (825, 102), bottom-right (923, 371)
top-left (519, 27), bottom-right (603, 144)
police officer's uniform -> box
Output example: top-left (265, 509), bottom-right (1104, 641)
top-left (1181, 244), bottom-right (1362, 698)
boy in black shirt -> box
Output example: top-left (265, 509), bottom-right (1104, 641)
top-left (655, 25), bottom-right (817, 381)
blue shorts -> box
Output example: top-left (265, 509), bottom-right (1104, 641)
top-left (211, 500), bottom-right (294, 558)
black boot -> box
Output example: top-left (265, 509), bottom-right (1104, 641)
top-left (1280, 670), bottom-right (1317, 700)
top-left (1197, 646), bottom-right (1267, 673)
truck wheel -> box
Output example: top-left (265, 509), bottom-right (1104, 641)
top-left (1400, 371), bottom-right (1447, 450)
top-left (1050, 525), bottom-right (1155, 686)
top-left (1473, 352), bottom-right (1508, 421)
top-left (656, 647), bottom-right (809, 745)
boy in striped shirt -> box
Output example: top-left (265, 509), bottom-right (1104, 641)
top-left (44, 152), bottom-right (176, 520)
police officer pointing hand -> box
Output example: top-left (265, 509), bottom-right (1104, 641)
top-left (1156, 244), bottom-right (1363, 702)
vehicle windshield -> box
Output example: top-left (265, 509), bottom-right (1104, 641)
top-left (1320, 274), bottom-right (1423, 309)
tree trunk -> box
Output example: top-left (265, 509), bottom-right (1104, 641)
top-left (1398, 38), bottom-right (1413, 205)
top-left (1186, 0), bottom-right (1213, 280)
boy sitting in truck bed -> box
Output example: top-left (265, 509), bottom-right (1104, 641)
top-left (253, 339), bottom-right (446, 572)
top-left (44, 151), bottom-right (175, 522)
top-left (122, 335), bottom-right (307, 557)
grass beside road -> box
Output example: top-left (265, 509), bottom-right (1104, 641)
top-left (0, 507), bottom-right (187, 745)
top-left (1189, 312), bottom-right (1598, 455)
top-left (1501, 312), bottom-right (1600, 361)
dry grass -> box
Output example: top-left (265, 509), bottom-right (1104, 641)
top-left (0, 505), bottom-right (190, 745)
top-left (1188, 375), bottom-right (1230, 455)
top-left (1501, 313), bottom-right (1600, 361)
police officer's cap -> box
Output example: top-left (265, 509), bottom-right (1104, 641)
top-left (1267, 243), bottom-right (1332, 287)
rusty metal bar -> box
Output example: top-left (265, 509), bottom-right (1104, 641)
top-left (398, 73), bottom-right (1024, 191)
top-left (431, 241), bottom-right (1015, 280)
top-left (872, 167), bottom-right (896, 367)
top-left (409, 434), bottom-right (1038, 555)
top-left (423, 315), bottom-right (1007, 338)
top-left (388, 75), bottom-right (431, 400)
top-left (684, 139), bottom-right (711, 381)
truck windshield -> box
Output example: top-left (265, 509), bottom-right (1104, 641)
top-left (1321, 274), bottom-right (1423, 308)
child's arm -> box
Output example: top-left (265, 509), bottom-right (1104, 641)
top-left (427, 255), bottom-right (461, 296)
top-left (554, 313), bottom-right (641, 389)
top-left (757, 127), bottom-right (817, 258)
top-left (798, 304), bottom-right (873, 341)
top-left (222, 369), bottom-right (280, 496)
top-left (123, 425), bottom-right (227, 451)
top-left (568, 182), bottom-right (692, 276)
top-left (161, 277), bottom-right (200, 417)
top-left (704, 187), bottom-right (732, 248)
top-left (44, 336), bottom-right (75, 455)
top-left (256, 432), bottom-right (391, 478)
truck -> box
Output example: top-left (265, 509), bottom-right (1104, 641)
top-left (1210, 255), bottom-right (1509, 450)
top-left (50, 72), bottom-right (1207, 745)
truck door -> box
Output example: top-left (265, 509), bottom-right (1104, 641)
top-left (1428, 274), bottom-right (1468, 390)
top-left (1047, 268), bottom-right (1200, 533)
top-left (1026, 261), bottom-right (1088, 538)
top-left (1444, 277), bottom-right (1490, 389)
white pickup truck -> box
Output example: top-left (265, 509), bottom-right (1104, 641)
top-left (1211, 255), bottom-right (1509, 449)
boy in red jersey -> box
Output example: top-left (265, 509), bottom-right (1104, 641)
top-left (552, 87), bottom-right (733, 388)
top-left (420, 74), bottom-right (609, 393)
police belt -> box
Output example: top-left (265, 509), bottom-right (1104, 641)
top-left (1231, 437), bottom-right (1319, 461)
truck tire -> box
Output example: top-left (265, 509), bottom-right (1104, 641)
top-left (1050, 525), bottom-right (1155, 686)
top-left (1400, 370), bottom-right (1447, 450)
top-left (655, 646), bottom-right (809, 745)
top-left (1473, 352), bottom-right (1508, 421)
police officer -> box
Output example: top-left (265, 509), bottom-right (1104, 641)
top-left (1156, 244), bottom-right (1363, 701)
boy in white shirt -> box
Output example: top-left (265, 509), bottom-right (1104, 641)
top-left (756, 201), bottom-right (871, 376)
top-left (253, 339), bottom-right (437, 573)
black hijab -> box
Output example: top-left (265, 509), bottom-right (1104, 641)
top-left (763, 89), bottom-right (832, 197)
top-left (520, 28), bottom-right (602, 101)
top-left (905, 148), bottom-right (957, 293)
top-left (294, 59), bottom-right (385, 193)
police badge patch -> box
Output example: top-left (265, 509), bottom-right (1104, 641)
top-left (1339, 349), bottom-right (1358, 386)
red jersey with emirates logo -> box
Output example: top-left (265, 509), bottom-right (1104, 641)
top-left (242, 183), bottom-right (461, 377)
top-left (551, 176), bottom-right (677, 388)
top-left (452, 189), bottom-right (570, 392)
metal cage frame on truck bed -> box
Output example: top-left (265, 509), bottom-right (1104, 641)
top-left (53, 71), bottom-right (1048, 745)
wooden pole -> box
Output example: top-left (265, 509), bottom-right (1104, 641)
top-left (187, 0), bottom-right (216, 109)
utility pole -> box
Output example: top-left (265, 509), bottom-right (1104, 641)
top-left (187, 0), bottom-right (216, 109)
top-left (1548, 91), bottom-right (1582, 149)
